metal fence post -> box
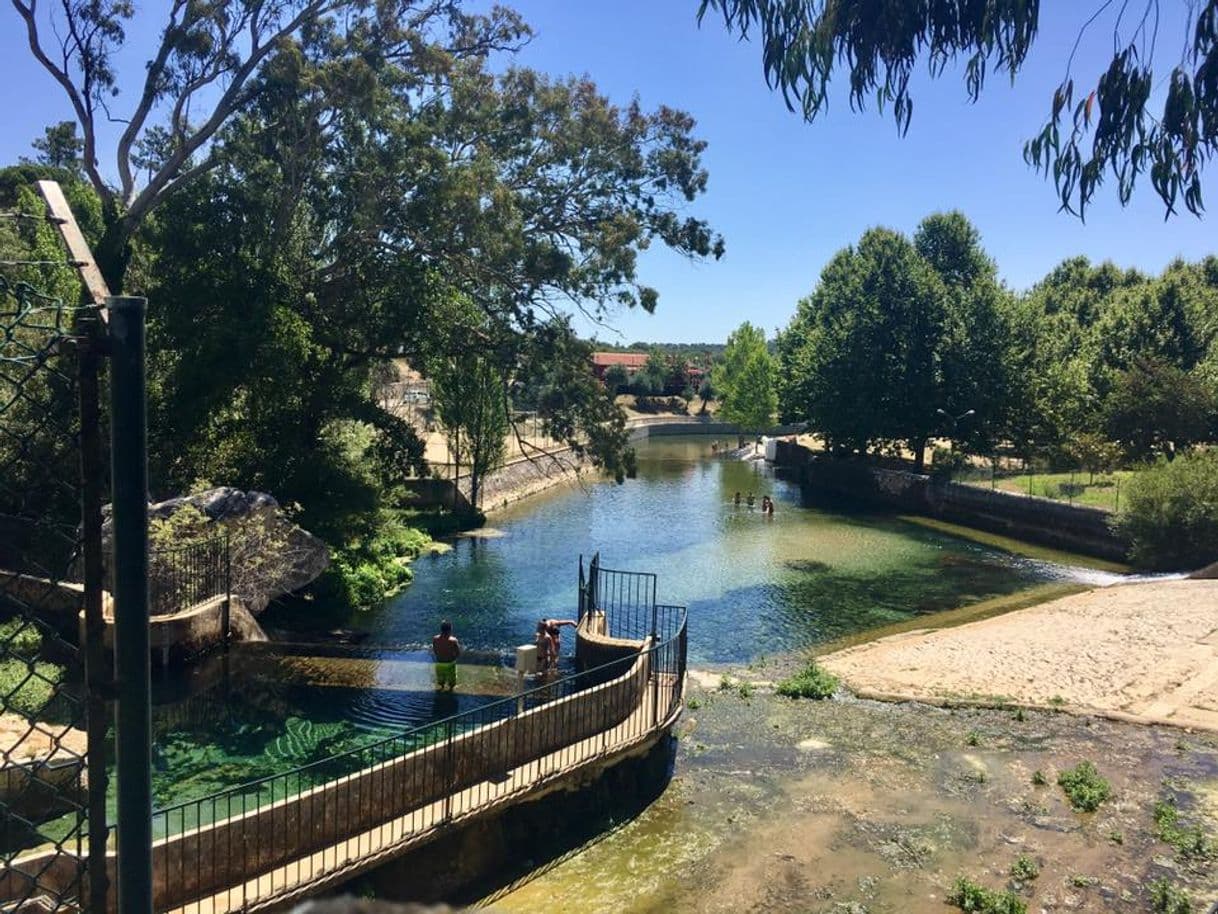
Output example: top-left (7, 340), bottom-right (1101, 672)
top-left (108, 295), bottom-right (153, 914)
top-left (77, 330), bottom-right (111, 914)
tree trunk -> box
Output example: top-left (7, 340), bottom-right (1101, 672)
top-left (96, 209), bottom-right (134, 294)
top-left (912, 437), bottom-right (928, 474)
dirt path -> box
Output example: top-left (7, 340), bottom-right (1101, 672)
top-left (820, 579), bottom-right (1218, 730)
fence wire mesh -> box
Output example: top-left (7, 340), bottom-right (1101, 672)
top-left (0, 207), bottom-right (98, 911)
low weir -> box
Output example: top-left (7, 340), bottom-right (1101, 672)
top-left (1, 557), bottom-right (687, 913)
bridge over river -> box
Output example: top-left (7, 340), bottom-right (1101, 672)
top-left (2, 558), bottom-right (687, 913)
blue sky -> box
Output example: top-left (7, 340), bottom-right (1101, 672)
top-left (0, 1), bottom-right (1212, 344)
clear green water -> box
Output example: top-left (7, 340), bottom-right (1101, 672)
top-left (366, 436), bottom-right (1115, 664)
top-left (118, 436), bottom-right (1118, 828)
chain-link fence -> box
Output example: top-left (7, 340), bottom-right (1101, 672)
top-left (0, 202), bottom-right (101, 911)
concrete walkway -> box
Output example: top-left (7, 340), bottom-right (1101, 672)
top-left (167, 676), bottom-right (680, 914)
top-left (820, 580), bottom-right (1218, 730)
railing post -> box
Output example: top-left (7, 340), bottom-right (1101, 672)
top-left (77, 328), bottom-right (110, 914)
top-left (222, 532), bottom-right (232, 645)
top-left (444, 718), bottom-right (455, 823)
top-left (108, 295), bottom-right (153, 914)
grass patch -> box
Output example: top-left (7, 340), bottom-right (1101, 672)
top-left (1149, 879), bottom-right (1192, 914)
top-left (686, 697), bottom-right (701, 711)
top-left (737, 681), bottom-right (754, 700)
top-left (775, 661), bottom-right (838, 700)
top-left (966, 729), bottom-right (982, 747)
top-left (946, 876), bottom-right (1026, 914)
top-left (718, 675), bottom-right (733, 692)
top-left (1009, 854), bottom-right (1039, 881)
top-left (1057, 761), bottom-right (1111, 812)
top-left (1153, 800), bottom-right (1213, 859)
top-left (1031, 770), bottom-right (1047, 786)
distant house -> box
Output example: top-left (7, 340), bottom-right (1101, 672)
top-left (590, 351), bottom-right (649, 380)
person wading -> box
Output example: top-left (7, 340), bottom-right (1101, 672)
top-left (432, 621), bottom-right (461, 691)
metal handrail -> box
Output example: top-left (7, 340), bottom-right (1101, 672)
top-left (148, 535), bottom-right (229, 618)
top-left (113, 557), bottom-right (686, 912)
top-left (147, 614), bottom-right (684, 828)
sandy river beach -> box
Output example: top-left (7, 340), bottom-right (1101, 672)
top-left (820, 579), bottom-right (1218, 730)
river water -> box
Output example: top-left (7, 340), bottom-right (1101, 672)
top-left (139, 436), bottom-right (1123, 820)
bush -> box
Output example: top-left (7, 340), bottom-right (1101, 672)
top-left (930, 446), bottom-right (970, 482)
top-left (1149, 879), bottom-right (1192, 914)
top-left (1057, 761), bottom-right (1111, 812)
top-left (1153, 800), bottom-right (1213, 859)
top-left (776, 661), bottom-right (838, 699)
top-left (946, 876), bottom-right (1026, 914)
top-left (315, 513), bottom-right (432, 610)
top-left (1010, 854), bottom-right (1039, 881)
top-left (1113, 452), bottom-right (1218, 570)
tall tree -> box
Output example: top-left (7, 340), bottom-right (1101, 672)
top-left (777, 228), bottom-right (947, 469)
top-left (9, 0), bottom-right (528, 288)
top-left (23, 122), bottom-right (83, 172)
top-left (701, 1), bottom-right (1218, 217)
top-left (914, 212), bottom-right (1015, 456)
top-left (716, 321), bottom-right (776, 435)
top-left (429, 354), bottom-right (509, 511)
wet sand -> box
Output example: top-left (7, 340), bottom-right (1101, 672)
top-left (820, 580), bottom-right (1218, 731)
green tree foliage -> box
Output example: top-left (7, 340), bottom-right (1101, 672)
top-left (700, 1), bottom-right (1218, 217)
top-left (784, 221), bottom-right (1003, 472)
top-left (23, 122), bottom-right (84, 173)
top-left (1104, 361), bottom-right (1215, 461)
top-left (430, 353), bottom-right (509, 511)
top-left (1114, 451), bottom-right (1218, 570)
top-left (716, 322), bottom-right (776, 431)
top-left (10, 0), bottom-right (532, 290)
top-left (603, 363), bottom-right (630, 395)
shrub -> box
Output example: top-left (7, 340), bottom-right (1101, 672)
top-left (315, 513), bottom-right (432, 610)
top-left (776, 661), bottom-right (838, 699)
top-left (1153, 800), bottom-right (1213, 859)
top-left (1057, 761), bottom-right (1111, 812)
top-left (1010, 854), bottom-right (1039, 881)
top-left (930, 446), bottom-right (970, 483)
top-left (1149, 879), bottom-right (1192, 914)
top-left (1113, 452), bottom-right (1218, 570)
top-left (946, 876), bottom-right (1027, 914)
top-left (1031, 769), bottom-right (1047, 786)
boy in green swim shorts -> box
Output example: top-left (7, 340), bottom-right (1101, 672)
top-left (432, 620), bottom-right (461, 691)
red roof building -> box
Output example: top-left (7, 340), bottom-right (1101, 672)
top-left (590, 351), bottom-right (649, 379)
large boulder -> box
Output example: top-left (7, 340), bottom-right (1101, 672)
top-left (102, 487), bottom-right (329, 614)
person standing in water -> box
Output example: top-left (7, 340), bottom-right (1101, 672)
top-left (746, 492), bottom-right (755, 508)
top-left (544, 618), bottom-right (577, 665)
top-left (734, 491), bottom-right (741, 507)
top-left (432, 621), bottom-right (461, 691)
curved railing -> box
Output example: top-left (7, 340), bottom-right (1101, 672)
top-left (117, 558), bottom-right (686, 912)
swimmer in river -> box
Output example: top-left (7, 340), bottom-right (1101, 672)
top-left (734, 491), bottom-right (741, 507)
top-left (746, 492), bottom-right (755, 508)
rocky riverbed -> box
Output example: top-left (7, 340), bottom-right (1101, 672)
top-left (486, 674), bottom-right (1218, 914)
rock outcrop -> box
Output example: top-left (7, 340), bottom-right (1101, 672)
top-left (102, 487), bottom-right (330, 614)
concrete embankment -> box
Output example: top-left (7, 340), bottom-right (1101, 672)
top-left (770, 440), bottom-right (1128, 563)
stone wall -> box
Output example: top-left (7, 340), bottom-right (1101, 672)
top-left (772, 442), bottom-right (1127, 562)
